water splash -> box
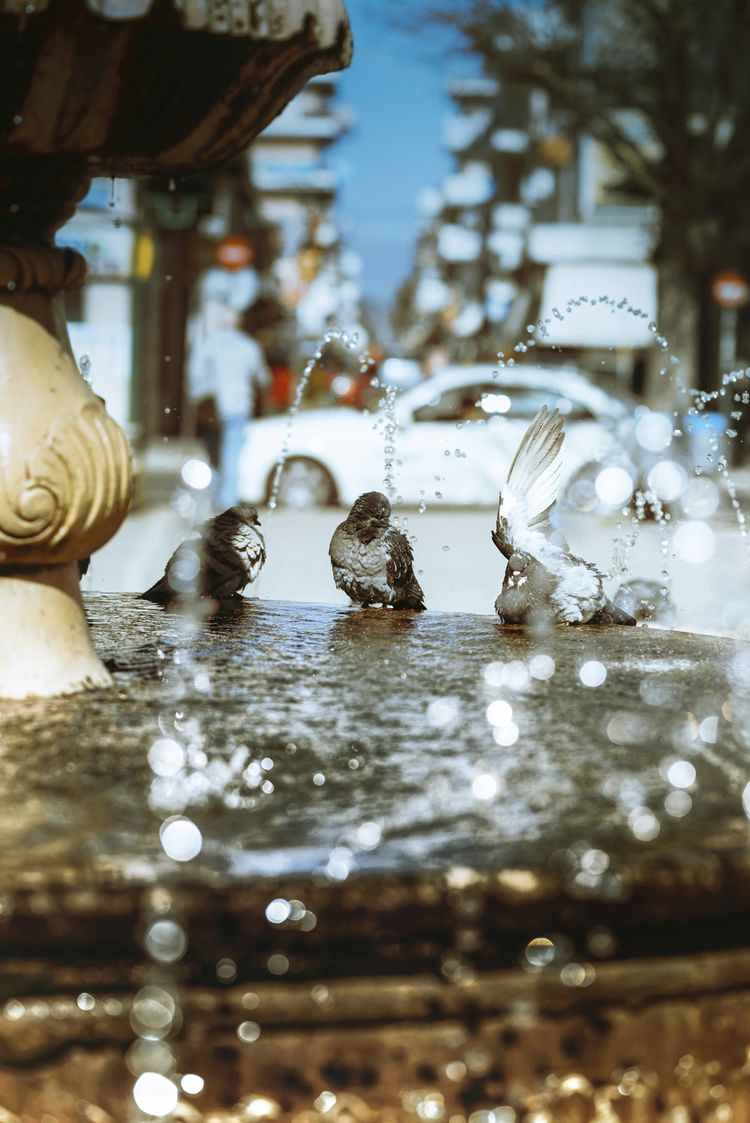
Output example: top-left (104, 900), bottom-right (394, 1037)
top-left (266, 329), bottom-right (374, 515)
top-left (380, 382), bottom-right (400, 503)
top-left (533, 297), bottom-right (750, 582)
top-left (126, 460), bottom-right (221, 1111)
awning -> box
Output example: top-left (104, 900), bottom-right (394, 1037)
top-left (537, 263), bottom-right (658, 348)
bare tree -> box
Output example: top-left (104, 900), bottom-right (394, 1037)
top-left (415, 0), bottom-right (750, 390)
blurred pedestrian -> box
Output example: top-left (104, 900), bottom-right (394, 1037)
top-left (188, 306), bottom-right (271, 509)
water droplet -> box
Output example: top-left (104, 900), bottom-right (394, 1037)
top-left (133, 1072), bottom-right (179, 1116)
top-left (181, 1074), bottom-right (205, 1095)
top-left (144, 919), bottom-right (186, 963)
top-left (265, 898), bottom-right (291, 924)
top-left (216, 957), bottom-right (237, 982)
top-left (160, 816), bottom-right (202, 862)
top-left (238, 1020), bottom-right (261, 1042)
top-left (579, 661), bottom-right (607, 688)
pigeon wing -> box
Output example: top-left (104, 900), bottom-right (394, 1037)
top-left (494, 406), bottom-right (565, 557)
top-left (247, 528), bottom-right (266, 582)
top-left (201, 518), bottom-right (249, 597)
top-left (328, 523), bottom-right (352, 592)
top-left (385, 528), bottom-right (426, 610)
top-left (385, 528), bottom-right (415, 588)
top-left (228, 524), bottom-right (266, 588)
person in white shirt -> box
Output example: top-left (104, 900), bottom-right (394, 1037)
top-left (188, 305), bottom-right (271, 508)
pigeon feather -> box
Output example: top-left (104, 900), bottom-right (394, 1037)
top-left (492, 408), bottom-right (635, 626)
top-left (494, 406), bottom-right (566, 560)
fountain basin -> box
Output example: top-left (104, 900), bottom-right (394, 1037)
top-left (0, 595), bottom-right (748, 1117)
top-left (0, 0), bottom-right (351, 176)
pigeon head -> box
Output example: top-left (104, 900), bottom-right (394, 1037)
top-left (349, 491), bottom-right (391, 526)
top-left (229, 503), bottom-right (262, 527)
top-left (508, 551), bottom-right (531, 575)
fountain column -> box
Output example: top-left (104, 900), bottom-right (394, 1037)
top-left (0, 169), bottom-right (132, 698)
top-left (0, 0), bottom-right (352, 699)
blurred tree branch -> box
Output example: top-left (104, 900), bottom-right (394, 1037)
top-left (420, 0), bottom-right (750, 265)
top-left (402, 0), bottom-right (750, 387)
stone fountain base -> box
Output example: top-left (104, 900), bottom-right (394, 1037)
top-left (0, 595), bottom-right (748, 1119)
top-left (0, 564), bottom-right (113, 698)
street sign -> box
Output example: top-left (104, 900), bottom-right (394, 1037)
top-left (215, 234), bottom-right (254, 271)
top-left (711, 270), bottom-right (750, 309)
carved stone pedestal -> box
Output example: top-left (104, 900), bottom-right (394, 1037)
top-left (0, 0), bottom-right (352, 698)
top-left (0, 566), bottom-right (115, 698)
top-left (0, 176), bottom-right (133, 697)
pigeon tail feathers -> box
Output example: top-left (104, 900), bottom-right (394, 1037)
top-left (588, 597), bottom-right (637, 626)
top-left (141, 575), bottom-right (171, 603)
top-left (392, 577), bottom-right (426, 611)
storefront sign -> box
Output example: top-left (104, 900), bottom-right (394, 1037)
top-left (711, 270), bottom-right (750, 309)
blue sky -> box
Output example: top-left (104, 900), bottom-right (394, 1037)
top-left (334, 1), bottom-right (455, 309)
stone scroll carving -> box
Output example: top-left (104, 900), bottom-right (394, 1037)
top-left (0, 304), bottom-right (133, 571)
top-left (0, 399), bottom-right (132, 566)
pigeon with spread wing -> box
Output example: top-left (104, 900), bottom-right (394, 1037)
top-left (492, 407), bottom-right (635, 625)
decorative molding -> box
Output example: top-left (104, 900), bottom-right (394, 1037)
top-left (0, 172), bottom-right (92, 245)
top-left (0, 399), bottom-right (132, 564)
top-left (0, 245), bottom-right (87, 293)
top-left (0, 0), bottom-right (351, 50)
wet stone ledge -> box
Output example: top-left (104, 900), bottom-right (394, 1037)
top-left (0, 594), bottom-right (748, 1119)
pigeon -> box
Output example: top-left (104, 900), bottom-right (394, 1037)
top-left (142, 503), bottom-right (265, 604)
top-left (492, 407), bottom-right (636, 626)
top-left (329, 491), bottom-right (426, 610)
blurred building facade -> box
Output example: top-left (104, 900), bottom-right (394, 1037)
top-left (399, 71), bottom-right (660, 396)
top-left (60, 179), bottom-right (141, 441)
top-left (57, 76), bottom-right (362, 450)
top-left (249, 75), bottom-right (365, 356)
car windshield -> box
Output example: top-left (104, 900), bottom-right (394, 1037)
top-left (413, 382), bottom-right (597, 423)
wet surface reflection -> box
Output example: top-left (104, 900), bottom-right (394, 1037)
top-left (0, 594), bottom-right (746, 894)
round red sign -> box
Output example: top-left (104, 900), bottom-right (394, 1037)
top-left (711, 270), bottom-right (750, 309)
top-left (215, 235), bottom-right (254, 271)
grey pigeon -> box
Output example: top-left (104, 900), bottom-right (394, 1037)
top-left (329, 491), bottom-right (426, 610)
top-left (142, 503), bottom-right (265, 604)
top-left (492, 407), bottom-right (635, 626)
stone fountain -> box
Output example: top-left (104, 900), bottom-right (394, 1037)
top-left (0, 596), bottom-right (749, 1117)
top-left (3, 4), bottom-right (750, 1121)
top-left (0, 0), bottom-right (351, 699)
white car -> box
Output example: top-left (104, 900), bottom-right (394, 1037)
top-left (237, 363), bottom-right (641, 508)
